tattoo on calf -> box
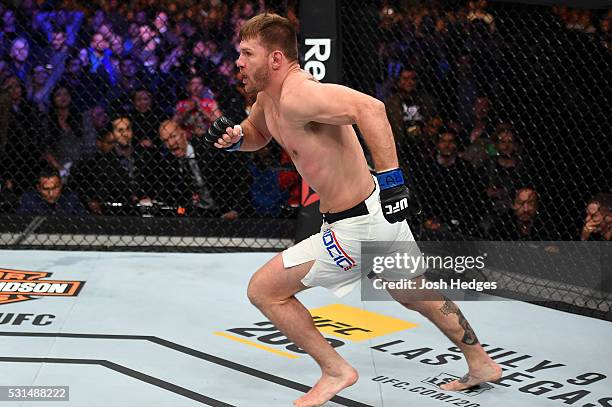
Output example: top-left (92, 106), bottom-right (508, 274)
top-left (440, 296), bottom-right (479, 345)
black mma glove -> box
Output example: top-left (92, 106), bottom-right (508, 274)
top-left (376, 168), bottom-right (420, 223)
top-left (205, 116), bottom-right (243, 151)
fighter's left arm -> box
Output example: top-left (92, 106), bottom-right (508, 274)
top-left (283, 80), bottom-right (398, 172)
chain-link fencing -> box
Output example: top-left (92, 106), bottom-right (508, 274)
top-left (0, 1), bottom-right (610, 317)
top-left (343, 0), bottom-right (610, 241)
top-left (0, 0), bottom-right (300, 251)
top-left (340, 0), bottom-right (611, 319)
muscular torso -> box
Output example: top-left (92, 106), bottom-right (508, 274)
top-left (257, 71), bottom-right (374, 213)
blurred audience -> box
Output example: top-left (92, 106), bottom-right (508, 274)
top-left (249, 145), bottom-right (300, 218)
top-left (1, 75), bottom-right (46, 196)
top-left (0, 0), bottom-right (607, 242)
top-left (174, 75), bottom-right (222, 137)
top-left (44, 85), bottom-right (84, 181)
top-left (17, 167), bottom-right (86, 215)
top-left (385, 66), bottom-right (437, 145)
top-left (72, 127), bottom-right (134, 215)
top-left (482, 123), bottom-right (531, 215)
top-left (129, 87), bottom-right (166, 149)
top-left (581, 193), bottom-right (612, 241)
top-left (485, 187), bottom-right (556, 240)
top-left (156, 119), bottom-right (221, 216)
top-left (419, 127), bottom-right (483, 237)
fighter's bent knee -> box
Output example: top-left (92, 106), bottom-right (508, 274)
top-left (246, 271), bottom-right (266, 307)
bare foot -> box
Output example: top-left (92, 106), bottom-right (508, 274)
top-left (293, 367), bottom-right (359, 407)
top-left (440, 362), bottom-right (502, 391)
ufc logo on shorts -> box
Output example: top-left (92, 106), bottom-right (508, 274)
top-left (322, 229), bottom-right (356, 271)
top-left (384, 198), bottom-right (408, 215)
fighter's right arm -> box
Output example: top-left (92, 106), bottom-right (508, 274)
top-left (206, 96), bottom-right (272, 152)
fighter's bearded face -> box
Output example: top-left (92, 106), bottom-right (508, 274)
top-left (236, 37), bottom-right (271, 94)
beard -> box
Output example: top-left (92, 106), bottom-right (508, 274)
top-left (245, 64), bottom-right (270, 94)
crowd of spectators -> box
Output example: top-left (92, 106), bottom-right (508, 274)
top-left (0, 0), bottom-right (300, 221)
top-left (0, 0), bottom-right (609, 242)
top-left (372, 0), bottom-right (611, 240)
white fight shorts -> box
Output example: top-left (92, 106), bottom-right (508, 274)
top-left (282, 177), bottom-right (425, 297)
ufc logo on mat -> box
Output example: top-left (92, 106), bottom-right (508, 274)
top-left (384, 198), bottom-right (408, 215)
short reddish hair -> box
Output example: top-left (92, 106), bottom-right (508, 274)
top-left (239, 13), bottom-right (298, 62)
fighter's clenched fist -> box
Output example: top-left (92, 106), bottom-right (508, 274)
top-left (205, 116), bottom-right (243, 151)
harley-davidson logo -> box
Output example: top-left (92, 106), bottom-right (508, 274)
top-left (0, 269), bottom-right (85, 305)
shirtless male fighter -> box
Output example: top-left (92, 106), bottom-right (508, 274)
top-left (205, 13), bottom-right (502, 407)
